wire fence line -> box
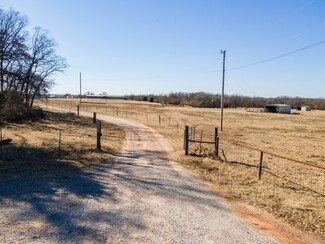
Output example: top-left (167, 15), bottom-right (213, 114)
top-left (0, 115), bottom-right (113, 163)
top-left (36, 99), bottom-right (325, 196)
top-left (39, 100), bottom-right (186, 130)
top-left (184, 126), bottom-right (325, 196)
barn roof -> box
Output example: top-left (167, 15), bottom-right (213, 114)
top-left (265, 104), bottom-right (290, 107)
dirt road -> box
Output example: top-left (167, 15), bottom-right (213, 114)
top-left (0, 110), bottom-right (276, 243)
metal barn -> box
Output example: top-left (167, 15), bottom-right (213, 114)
top-left (301, 106), bottom-right (311, 111)
top-left (264, 104), bottom-right (291, 114)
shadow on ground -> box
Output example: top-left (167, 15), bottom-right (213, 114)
top-left (0, 144), bottom-right (145, 242)
top-left (0, 145), bottom-right (227, 242)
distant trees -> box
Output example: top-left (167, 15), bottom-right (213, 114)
top-left (84, 91), bottom-right (94, 95)
top-left (129, 92), bottom-right (325, 110)
top-left (0, 8), bottom-right (67, 108)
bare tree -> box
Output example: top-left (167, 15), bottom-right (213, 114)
top-left (22, 27), bottom-right (67, 107)
top-left (0, 8), bottom-right (28, 92)
top-left (0, 8), bottom-right (67, 109)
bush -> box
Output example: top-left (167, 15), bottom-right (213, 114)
top-left (0, 91), bottom-right (44, 123)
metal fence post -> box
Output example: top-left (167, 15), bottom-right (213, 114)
top-left (97, 121), bottom-right (102, 150)
top-left (159, 115), bottom-right (161, 124)
top-left (259, 151), bottom-right (264, 180)
top-left (215, 127), bottom-right (219, 157)
top-left (184, 125), bottom-right (189, 155)
top-left (93, 112), bottom-right (96, 123)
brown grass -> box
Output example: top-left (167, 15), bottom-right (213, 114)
top-left (41, 98), bottom-right (324, 240)
top-left (0, 111), bottom-right (125, 180)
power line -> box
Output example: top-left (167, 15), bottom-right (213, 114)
top-left (226, 40), bottom-right (325, 71)
top-left (275, 0), bottom-right (315, 24)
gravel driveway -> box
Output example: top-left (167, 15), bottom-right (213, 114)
top-left (0, 111), bottom-right (276, 243)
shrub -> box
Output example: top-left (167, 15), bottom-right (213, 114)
top-left (0, 91), bottom-right (44, 123)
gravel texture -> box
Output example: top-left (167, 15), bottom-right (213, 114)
top-left (0, 111), bottom-right (277, 243)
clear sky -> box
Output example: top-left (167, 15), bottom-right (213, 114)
top-left (1, 0), bottom-right (324, 98)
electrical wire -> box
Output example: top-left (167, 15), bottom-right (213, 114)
top-left (226, 39), bottom-right (325, 71)
top-left (275, 0), bottom-right (315, 24)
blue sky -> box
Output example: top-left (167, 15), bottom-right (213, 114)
top-left (1, 0), bottom-right (324, 97)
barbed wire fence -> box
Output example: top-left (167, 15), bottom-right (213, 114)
top-left (36, 99), bottom-right (325, 196)
top-left (38, 99), bottom-right (185, 131)
top-left (0, 111), bottom-right (115, 165)
top-left (183, 126), bottom-right (325, 196)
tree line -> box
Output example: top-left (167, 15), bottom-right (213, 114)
top-left (0, 8), bottom-right (67, 109)
top-left (129, 92), bottom-right (325, 110)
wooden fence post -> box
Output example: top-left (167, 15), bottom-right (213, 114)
top-left (259, 151), bottom-right (264, 180)
top-left (116, 108), bottom-right (119, 116)
top-left (93, 112), bottom-right (96, 123)
top-left (184, 125), bottom-right (189, 155)
top-left (58, 129), bottom-right (62, 157)
top-left (0, 129), bottom-right (2, 160)
top-left (215, 128), bottom-right (219, 157)
top-left (97, 121), bottom-right (102, 150)
top-left (77, 105), bottom-right (80, 116)
top-left (159, 115), bottom-right (161, 124)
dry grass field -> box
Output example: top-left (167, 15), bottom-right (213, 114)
top-left (41, 98), bottom-right (324, 240)
top-left (0, 111), bottom-right (125, 180)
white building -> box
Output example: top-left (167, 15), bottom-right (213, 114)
top-left (264, 104), bottom-right (291, 114)
top-left (301, 106), bottom-right (311, 111)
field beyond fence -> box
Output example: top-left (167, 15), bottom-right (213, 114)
top-left (184, 125), bottom-right (324, 196)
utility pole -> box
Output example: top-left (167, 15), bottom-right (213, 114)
top-left (220, 50), bottom-right (226, 132)
top-left (79, 72), bottom-right (82, 104)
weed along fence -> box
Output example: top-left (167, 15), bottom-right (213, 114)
top-left (183, 126), bottom-right (325, 196)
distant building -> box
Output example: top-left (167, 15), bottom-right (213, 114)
top-left (86, 94), bottom-right (126, 100)
top-left (297, 106), bottom-right (311, 111)
top-left (264, 104), bottom-right (291, 114)
top-left (48, 94), bottom-right (66, 98)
